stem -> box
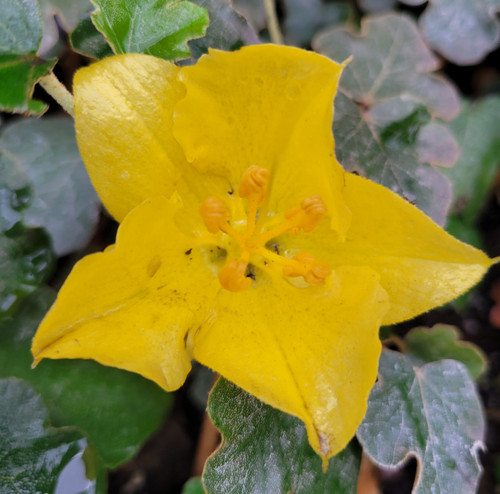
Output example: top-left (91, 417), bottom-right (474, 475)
top-left (263, 0), bottom-right (283, 45)
top-left (38, 71), bottom-right (75, 117)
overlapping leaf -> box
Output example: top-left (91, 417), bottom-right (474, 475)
top-left (314, 14), bottom-right (460, 224)
top-left (403, 0), bottom-right (500, 65)
top-left (0, 377), bottom-right (105, 494)
top-left (71, 16), bottom-right (114, 59)
top-left (405, 325), bottom-right (487, 380)
top-left (0, 0), bottom-right (56, 115)
top-left (0, 117), bottom-right (100, 256)
top-left (0, 289), bottom-right (173, 467)
top-left (90, 0), bottom-right (209, 61)
top-left (188, 0), bottom-right (260, 58)
top-left (204, 378), bottom-right (361, 494)
top-left (442, 97), bottom-right (500, 244)
top-left (358, 350), bottom-right (484, 494)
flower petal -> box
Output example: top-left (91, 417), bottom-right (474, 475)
top-left (74, 54), bottom-right (185, 222)
top-left (174, 44), bottom-right (351, 238)
top-left (285, 173), bottom-right (495, 325)
top-left (32, 197), bottom-right (220, 390)
top-left (193, 267), bottom-right (389, 463)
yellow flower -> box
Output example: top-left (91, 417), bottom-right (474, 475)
top-left (31, 45), bottom-right (495, 466)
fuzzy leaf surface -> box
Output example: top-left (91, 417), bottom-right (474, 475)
top-left (188, 0), bottom-right (260, 58)
top-left (0, 117), bottom-right (100, 256)
top-left (0, 377), bottom-right (104, 494)
top-left (408, 0), bottom-right (500, 65)
top-left (90, 0), bottom-right (209, 60)
top-left (204, 378), bottom-right (361, 494)
top-left (314, 13), bottom-right (460, 224)
top-left (405, 325), bottom-right (487, 380)
top-left (358, 350), bottom-right (484, 494)
top-left (0, 289), bottom-right (173, 468)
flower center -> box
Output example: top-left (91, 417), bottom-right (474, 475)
top-left (199, 166), bottom-right (332, 292)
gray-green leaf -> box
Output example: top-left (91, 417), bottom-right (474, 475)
top-left (90, 0), bottom-right (209, 61)
top-left (204, 378), bottom-right (361, 494)
top-left (0, 117), bottom-right (100, 256)
top-left (314, 13), bottom-right (460, 225)
top-left (358, 350), bottom-right (484, 494)
top-left (0, 377), bottom-right (104, 494)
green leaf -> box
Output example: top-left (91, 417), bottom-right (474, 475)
top-left (443, 97), bottom-right (500, 227)
top-left (0, 146), bottom-right (32, 233)
top-left (0, 0), bottom-right (56, 115)
top-left (71, 16), bottom-right (114, 59)
top-left (90, 0), bottom-right (209, 61)
top-left (0, 55), bottom-right (56, 115)
top-left (283, 0), bottom-right (351, 47)
top-left (0, 377), bottom-right (105, 494)
top-left (189, 0), bottom-right (260, 58)
top-left (358, 350), bottom-right (484, 493)
top-left (314, 13), bottom-right (460, 225)
top-left (182, 477), bottom-right (204, 494)
top-left (204, 378), bottom-right (361, 494)
top-left (408, 0), bottom-right (500, 65)
top-left (0, 289), bottom-right (173, 468)
top-left (0, 117), bottom-right (100, 256)
top-left (405, 324), bottom-right (487, 380)
top-left (0, 227), bottom-right (55, 318)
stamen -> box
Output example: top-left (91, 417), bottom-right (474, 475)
top-left (282, 252), bottom-right (332, 286)
top-left (218, 258), bottom-right (252, 292)
top-left (199, 196), bottom-right (231, 234)
top-left (238, 166), bottom-right (270, 203)
top-left (285, 195), bottom-right (326, 234)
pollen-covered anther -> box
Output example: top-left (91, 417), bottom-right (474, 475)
top-left (238, 165), bottom-right (270, 203)
top-left (218, 258), bottom-right (252, 292)
top-left (283, 252), bottom-right (332, 286)
top-left (199, 196), bottom-right (231, 234)
top-left (285, 195), bottom-right (326, 234)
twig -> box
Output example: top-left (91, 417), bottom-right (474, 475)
top-left (263, 0), bottom-right (283, 45)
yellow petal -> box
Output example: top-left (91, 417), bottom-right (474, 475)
top-left (174, 44), bottom-right (351, 238)
top-left (193, 266), bottom-right (389, 464)
top-left (286, 173), bottom-right (495, 325)
top-left (32, 197), bottom-right (220, 390)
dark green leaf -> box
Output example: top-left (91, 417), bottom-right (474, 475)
top-left (71, 17), bottom-right (114, 59)
top-left (0, 117), bottom-right (100, 256)
top-left (0, 227), bottom-right (55, 318)
top-left (443, 97), bottom-right (500, 226)
top-left (182, 477), bottom-right (204, 494)
top-left (358, 350), bottom-right (484, 493)
top-left (0, 55), bottom-right (56, 115)
top-left (204, 378), bottom-right (361, 494)
top-left (412, 0), bottom-right (500, 65)
top-left (189, 0), bottom-right (260, 58)
top-left (0, 0), bottom-right (56, 115)
top-left (405, 324), bottom-right (487, 380)
top-left (314, 14), bottom-right (460, 225)
top-left (0, 377), bottom-right (105, 494)
top-left (90, 0), bottom-right (209, 61)
top-left (283, 0), bottom-right (351, 47)
top-left (0, 289), bottom-right (173, 468)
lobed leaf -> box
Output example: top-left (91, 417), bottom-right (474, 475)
top-left (0, 377), bottom-right (105, 494)
top-left (71, 16), bottom-right (114, 59)
top-left (314, 14), bottom-right (460, 224)
top-left (358, 350), bottom-right (484, 494)
top-left (90, 0), bottom-right (209, 61)
top-left (0, 117), bottom-right (100, 256)
top-left (405, 324), bottom-right (487, 380)
top-left (188, 0), bottom-right (260, 58)
top-left (0, 288), bottom-right (173, 468)
top-left (204, 378), bottom-right (361, 494)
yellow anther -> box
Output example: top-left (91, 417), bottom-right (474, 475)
top-left (283, 252), bottom-right (331, 286)
top-left (218, 258), bottom-right (252, 292)
top-left (285, 195), bottom-right (326, 234)
top-left (238, 166), bottom-right (270, 203)
top-left (199, 196), bottom-right (231, 234)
